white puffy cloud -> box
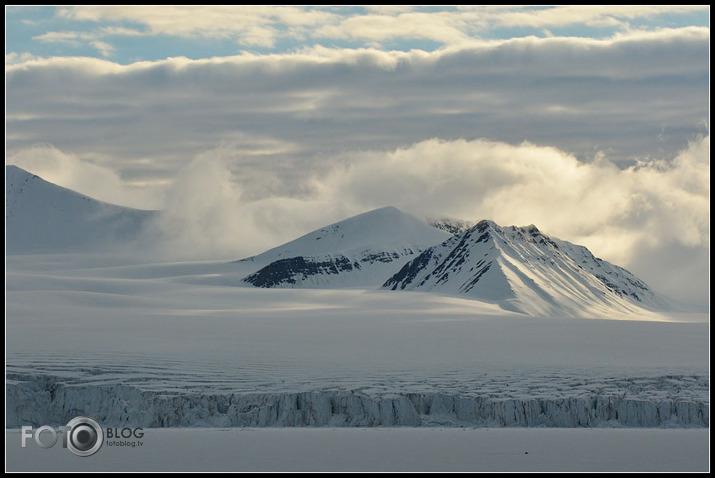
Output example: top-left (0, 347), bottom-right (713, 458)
top-left (487, 5), bottom-right (705, 29)
top-left (50, 6), bottom-right (708, 48)
top-left (55, 5), bottom-right (340, 48)
top-left (315, 11), bottom-right (473, 45)
top-left (5, 52), bottom-right (39, 64)
top-left (145, 145), bottom-right (352, 259)
top-left (320, 136), bottom-right (710, 257)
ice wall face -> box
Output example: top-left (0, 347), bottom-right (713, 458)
top-left (7, 375), bottom-right (708, 429)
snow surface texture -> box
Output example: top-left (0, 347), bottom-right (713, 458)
top-left (7, 428), bottom-right (710, 472)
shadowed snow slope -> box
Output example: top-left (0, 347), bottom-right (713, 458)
top-left (5, 165), bottom-right (157, 254)
top-left (240, 206), bottom-right (451, 288)
top-left (384, 220), bottom-right (673, 317)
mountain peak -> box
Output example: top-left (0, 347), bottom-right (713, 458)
top-left (6, 165), bottom-right (41, 190)
top-left (239, 207), bottom-right (451, 289)
top-left (384, 218), bottom-right (668, 317)
top-left (6, 164), bottom-right (34, 176)
top-left (6, 165), bottom-right (156, 253)
top-left (475, 219), bottom-right (496, 229)
top-left (370, 205), bottom-right (402, 215)
top-left (243, 206), bottom-right (450, 263)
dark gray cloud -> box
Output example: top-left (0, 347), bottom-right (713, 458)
top-left (7, 29), bottom-right (709, 185)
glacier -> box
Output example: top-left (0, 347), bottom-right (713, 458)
top-left (7, 372), bottom-right (708, 428)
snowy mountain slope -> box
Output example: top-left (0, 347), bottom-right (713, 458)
top-left (5, 165), bottom-right (157, 253)
top-left (384, 220), bottom-right (671, 317)
top-left (241, 207), bottom-right (451, 288)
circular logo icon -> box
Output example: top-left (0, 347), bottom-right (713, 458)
top-left (65, 417), bottom-right (103, 457)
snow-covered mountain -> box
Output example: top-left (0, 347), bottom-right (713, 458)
top-left (383, 220), bottom-right (671, 317)
top-left (5, 165), bottom-right (157, 253)
top-left (241, 207), bottom-right (451, 288)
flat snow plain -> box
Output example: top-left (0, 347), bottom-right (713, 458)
top-left (5, 253), bottom-right (710, 472)
top-left (6, 428), bottom-right (710, 472)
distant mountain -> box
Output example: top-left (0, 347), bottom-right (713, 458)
top-left (5, 165), bottom-right (157, 253)
top-left (383, 220), bottom-right (671, 317)
top-left (241, 207), bottom-right (450, 288)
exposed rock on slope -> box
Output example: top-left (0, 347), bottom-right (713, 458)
top-left (241, 207), bottom-right (450, 288)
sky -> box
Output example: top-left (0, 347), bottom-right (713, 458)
top-left (4, 6), bottom-right (711, 307)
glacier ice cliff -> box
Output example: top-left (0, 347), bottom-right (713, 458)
top-left (6, 374), bottom-right (708, 429)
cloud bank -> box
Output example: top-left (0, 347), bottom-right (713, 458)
top-left (6, 28), bottom-right (709, 192)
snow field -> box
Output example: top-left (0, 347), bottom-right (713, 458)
top-left (6, 428), bottom-right (710, 472)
